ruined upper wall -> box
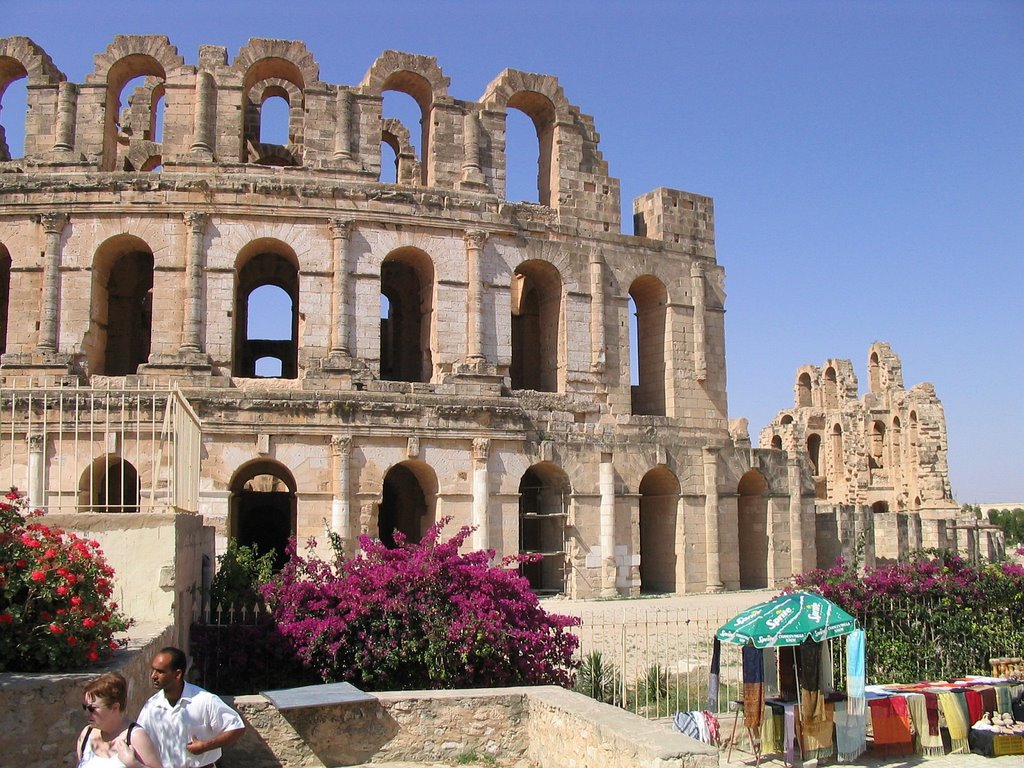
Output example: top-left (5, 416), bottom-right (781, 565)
top-left (0, 37), bottom-right (643, 235)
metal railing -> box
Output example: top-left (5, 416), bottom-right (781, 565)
top-left (0, 377), bottom-right (201, 513)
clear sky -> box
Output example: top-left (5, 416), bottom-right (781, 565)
top-left (4, 0), bottom-right (1022, 503)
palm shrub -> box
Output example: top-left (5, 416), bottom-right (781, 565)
top-left (575, 650), bottom-right (620, 703)
top-left (261, 518), bottom-right (580, 690)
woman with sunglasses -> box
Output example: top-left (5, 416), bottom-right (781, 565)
top-left (77, 672), bottom-right (163, 768)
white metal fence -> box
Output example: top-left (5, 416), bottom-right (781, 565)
top-left (0, 377), bottom-right (201, 513)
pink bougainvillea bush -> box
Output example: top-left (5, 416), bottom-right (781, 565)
top-left (0, 490), bottom-right (131, 671)
top-left (262, 520), bottom-right (580, 691)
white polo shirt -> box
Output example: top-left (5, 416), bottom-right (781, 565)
top-left (137, 682), bottom-right (244, 768)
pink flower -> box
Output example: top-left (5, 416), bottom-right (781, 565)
top-left (30, 569), bottom-right (46, 582)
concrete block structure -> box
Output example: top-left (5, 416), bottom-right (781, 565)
top-left (0, 36), bottom-right (985, 604)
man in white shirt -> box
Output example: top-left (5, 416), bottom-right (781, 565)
top-left (137, 646), bottom-right (246, 768)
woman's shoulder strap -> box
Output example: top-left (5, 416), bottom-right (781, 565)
top-left (79, 726), bottom-right (93, 755)
top-left (127, 722), bottom-right (139, 745)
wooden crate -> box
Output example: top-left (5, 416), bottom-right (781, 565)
top-left (992, 734), bottom-right (1024, 756)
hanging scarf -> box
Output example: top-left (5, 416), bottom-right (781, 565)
top-left (902, 692), bottom-right (942, 756)
top-left (833, 698), bottom-right (867, 763)
top-left (964, 687), bottom-right (984, 724)
top-left (742, 644), bottom-right (765, 732)
top-left (996, 684), bottom-right (1014, 715)
top-left (760, 702), bottom-right (783, 754)
top-left (868, 696), bottom-right (913, 748)
top-left (707, 637), bottom-right (721, 713)
top-left (938, 690), bottom-right (971, 754)
top-left (800, 640), bottom-right (825, 724)
top-left (846, 629), bottom-right (866, 716)
top-left (802, 701), bottom-right (836, 760)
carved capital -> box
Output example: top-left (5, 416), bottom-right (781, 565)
top-left (39, 212), bottom-right (68, 235)
top-left (330, 435), bottom-right (352, 456)
top-left (27, 433), bottom-right (45, 452)
top-left (472, 437), bottom-right (490, 461)
top-left (329, 218), bottom-right (353, 239)
top-left (464, 229), bottom-right (487, 250)
top-left (184, 211), bottom-right (209, 234)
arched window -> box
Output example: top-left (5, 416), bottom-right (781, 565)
top-left (823, 367), bottom-right (838, 409)
top-left (88, 235), bottom-right (154, 376)
top-left (638, 466), bottom-right (680, 594)
top-left (380, 72), bottom-right (433, 185)
top-left (868, 351), bottom-right (881, 393)
top-left (518, 463), bottom-right (569, 594)
top-left (0, 243), bottom-right (10, 354)
top-left (381, 90), bottom-right (422, 184)
top-left (259, 92), bottom-right (290, 145)
top-left (233, 242), bottom-right (299, 379)
top-left (504, 106), bottom-right (538, 202)
top-left (102, 56), bottom-right (168, 171)
top-left (807, 433), bottom-right (822, 475)
top-left (737, 469), bottom-right (770, 590)
top-left (81, 456), bottom-right (140, 513)
top-left (379, 461), bottom-right (437, 548)
top-left (797, 372), bottom-right (813, 407)
top-left (771, 435), bottom-right (783, 450)
top-left (628, 275), bottom-right (668, 416)
top-left (230, 461), bottom-right (296, 570)
top-left (510, 260), bottom-right (562, 392)
top-left (830, 424), bottom-right (845, 491)
top-left (506, 91), bottom-right (557, 206)
top-left (0, 59), bottom-right (28, 160)
top-left (869, 421), bottom-right (886, 470)
top-left (380, 248), bottom-right (434, 383)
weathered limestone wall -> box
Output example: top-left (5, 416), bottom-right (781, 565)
top-left (230, 686), bottom-right (717, 768)
top-left (0, 624), bottom-right (173, 768)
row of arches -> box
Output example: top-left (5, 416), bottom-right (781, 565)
top-left (0, 232), bottom-right (684, 415)
top-left (0, 37), bottom-right (602, 208)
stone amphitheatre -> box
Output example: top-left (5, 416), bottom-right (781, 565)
top-left (0, 34), bottom-right (992, 607)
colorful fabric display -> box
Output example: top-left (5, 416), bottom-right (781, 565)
top-left (903, 692), bottom-right (943, 757)
top-left (799, 640), bottom-right (825, 723)
top-left (760, 704), bottom-right (783, 754)
top-left (803, 701), bottom-right (836, 761)
top-left (846, 629), bottom-right (866, 716)
top-left (868, 695), bottom-right (913, 750)
top-left (834, 698), bottom-right (867, 763)
top-left (742, 644), bottom-right (765, 731)
top-left (938, 690), bottom-right (971, 754)
top-left (964, 687), bottom-right (984, 724)
top-left (996, 684), bottom-right (1014, 715)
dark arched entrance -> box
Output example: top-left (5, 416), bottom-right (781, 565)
top-left (230, 461), bottom-right (296, 570)
top-left (639, 466), bottom-right (680, 594)
top-left (379, 461), bottom-right (437, 548)
top-left (737, 469), bottom-right (770, 589)
top-left (518, 463), bottom-right (569, 594)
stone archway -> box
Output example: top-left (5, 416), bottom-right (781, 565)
top-left (737, 469), bottom-right (769, 589)
top-left (638, 466), bottom-right (680, 594)
top-left (229, 460), bottom-right (296, 570)
top-left (378, 461), bottom-right (437, 547)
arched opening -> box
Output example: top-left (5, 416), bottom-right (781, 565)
top-left (868, 351), bottom-right (881, 393)
top-left (872, 500), bottom-right (889, 515)
top-left (629, 275), bottom-right (668, 416)
top-left (241, 59), bottom-right (306, 166)
top-left (230, 461), bottom-right (296, 570)
top-left (378, 461), bottom-right (437, 548)
top-left (510, 260), bottom-right (562, 392)
top-left (80, 456), bottom-right (140, 513)
top-left (737, 469), bottom-right (769, 589)
top-left (0, 58), bottom-right (28, 160)
top-left (518, 463), bottom-right (569, 594)
top-left (259, 92), bottom-right (290, 145)
top-left (233, 241), bottom-right (299, 379)
top-left (88, 235), bottom-right (154, 376)
top-left (102, 55), bottom-right (167, 171)
top-left (891, 416), bottom-right (902, 472)
top-left (380, 135), bottom-right (399, 184)
top-left (380, 248), bottom-right (434, 383)
top-left (381, 71), bottom-right (432, 185)
top-left (504, 106), bottom-right (538, 203)
top-left (506, 91), bottom-right (556, 206)
top-left (807, 433), bottom-right (821, 475)
top-left (869, 421), bottom-right (886, 470)
top-left (823, 367), bottom-right (838, 409)
top-left (0, 244), bottom-right (10, 354)
top-left (771, 435), bottom-right (783, 450)
top-left (797, 372), bottom-right (813, 407)
top-left (830, 424), bottom-right (845, 492)
top-left (638, 466), bottom-right (680, 594)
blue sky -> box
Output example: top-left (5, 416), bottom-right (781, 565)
top-left (4, 0), bottom-right (1022, 503)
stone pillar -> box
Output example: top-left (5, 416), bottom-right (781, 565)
top-left (330, 436), bottom-right (351, 549)
top-left (472, 438), bottom-right (490, 552)
top-left (333, 90), bottom-right (352, 162)
top-left (690, 265), bottom-right (707, 381)
top-left (589, 251), bottom-right (606, 372)
top-left (27, 433), bottom-right (45, 512)
top-left (181, 212), bottom-right (208, 353)
top-left (703, 447), bottom-right (724, 592)
top-left (37, 213), bottom-right (67, 353)
top-left (788, 458), bottom-right (805, 577)
top-left (53, 81), bottom-right (78, 153)
top-left (600, 453), bottom-right (617, 596)
top-left (329, 219), bottom-right (352, 356)
top-left (461, 111), bottom-right (484, 185)
top-left (190, 71), bottom-right (214, 155)
top-left (464, 229), bottom-right (487, 364)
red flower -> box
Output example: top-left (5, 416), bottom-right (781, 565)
top-left (86, 649), bottom-right (99, 662)
top-left (82, 617), bottom-right (96, 628)
top-left (66, 636), bottom-right (78, 646)
top-left (49, 623), bottom-right (64, 634)
top-left (70, 596), bottom-right (83, 607)
top-left (0, 614), bottom-right (13, 624)
top-left (56, 586), bottom-right (68, 596)
top-left (14, 559), bottom-right (26, 567)
top-left (30, 569), bottom-right (46, 582)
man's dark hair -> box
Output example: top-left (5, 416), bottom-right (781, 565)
top-left (159, 646), bottom-right (188, 673)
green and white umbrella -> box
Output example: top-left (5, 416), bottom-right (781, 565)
top-left (715, 591), bottom-right (857, 648)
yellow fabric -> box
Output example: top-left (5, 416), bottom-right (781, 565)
top-left (938, 691), bottom-right (970, 754)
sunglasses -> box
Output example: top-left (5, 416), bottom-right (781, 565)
top-left (82, 703), bottom-right (102, 713)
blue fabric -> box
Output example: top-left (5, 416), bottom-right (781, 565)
top-left (846, 629), bottom-right (866, 715)
top-left (743, 644), bottom-right (764, 684)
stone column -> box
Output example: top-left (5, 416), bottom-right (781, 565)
top-left (589, 251), bottom-right (606, 371)
top-left (703, 446), bottom-right (724, 592)
top-left (181, 212), bottom-right (208, 353)
top-left (330, 436), bottom-right (351, 549)
top-left (461, 111), bottom-right (484, 185)
top-left (27, 433), bottom-right (45, 512)
top-left (472, 438), bottom-right (490, 552)
top-left (690, 264), bottom-right (707, 381)
top-left (333, 90), bottom-right (352, 162)
top-left (37, 213), bottom-right (67, 353)
top-left (329, 219), bottom-right (352, 356)
top-left (600, 452), bottom-right (617, 596)
top-left (53, 81), bottom-right (78, 153)
top-left (788, 458), bottom-right (805, 577)
top-left (190, 71), bottom-right (214, 155)
top-left (464, 229), bottom-right (487, 364)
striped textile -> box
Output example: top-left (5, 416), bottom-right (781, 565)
top-left (938, 690), bottom-right (971, 754)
